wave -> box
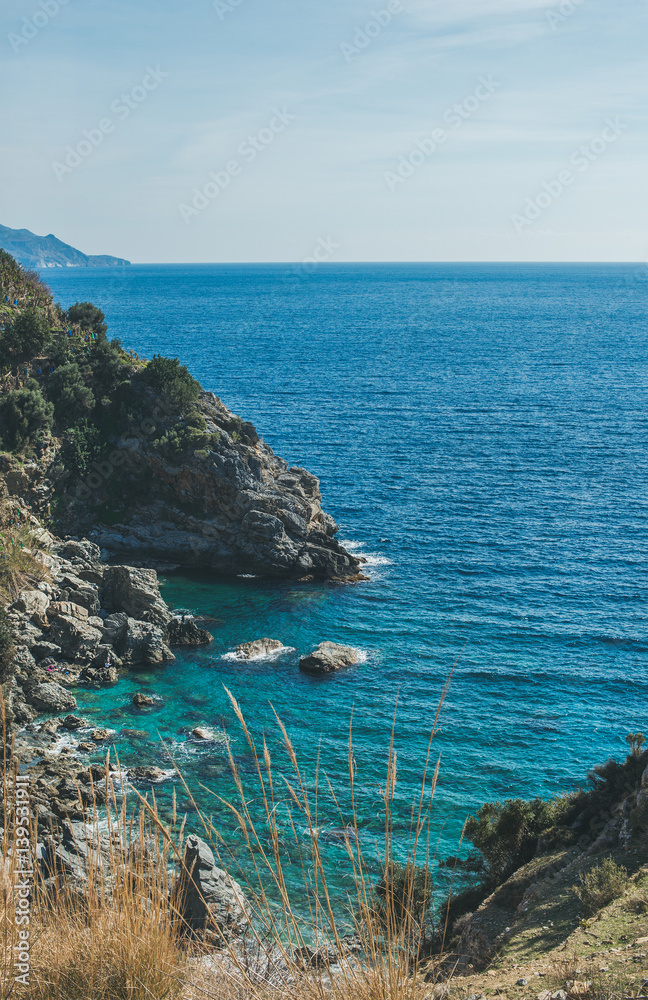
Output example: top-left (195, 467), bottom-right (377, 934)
top-left (339, 538), bottom-right (394, 568)
top-left (220, 645), bottom-right (296, 663)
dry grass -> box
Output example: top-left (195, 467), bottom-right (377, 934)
top-left (0, 496), bottom-right (49, 604)
top-left (0, 678), bottom-right (455, 1000)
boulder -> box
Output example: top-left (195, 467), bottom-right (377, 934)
top-left (133, 692), bottom-right (155, 708)
top-left (13, 645), bottom-right (37, 675)
top-left (128, 766), bottom-right (167, 783)
top-left (172, 834), bottom-right (250, 936)
top-left (298, 642), bottom-right (360, 676)
top-left (191, 727), bottom-right (214, 741)
top-left (101, 612), bottom-right (129, 644)
top-left (48, 615), bottom-right (103, 662)
top-left (14, 589), bottom-right (50, 617)
top-left (120, 618), bottom-right (175, 666)
top-left (60, 715), bottom-right (87, 731)
top-left (168, 618), bottom-right (213, 647)
top-left (81, 664), bottom-right (119, 687)
top-left (235, 638), bottom-right (284, 659)
top-left (101, 565), bottom-right (171, 627)
top-left (48, 601), bottom-right (89, 623)
top-left (31, 641), bottom-right (63, 662)
top-left (28, 683), bottom-right (77, 713)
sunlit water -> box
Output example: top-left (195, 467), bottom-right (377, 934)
top-left (39, 262), bottom-right (648, 913)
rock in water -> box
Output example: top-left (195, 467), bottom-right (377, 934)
top-left (173, 834), bottom-right (250, 937)
top-left (60, 715), bottom-right (87, 731)
top-left (191, 727), bottom-right (214, 741)
top-left (167, 618), bottom-right (213, 647)
top-left (133, 692), bottom-right (155, 708)
top-left (28, 682), bottom-right (77, 713)
top-left (128, 766), bottom-right (167, 783)
top-left (235, 638), bottom-right (284, 659)
top-left (298, 641), bottom-right (360, 676)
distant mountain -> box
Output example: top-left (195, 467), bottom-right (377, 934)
top-left (0, 224), bottom-right (130, 269)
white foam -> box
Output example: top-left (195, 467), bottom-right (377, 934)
top-left (338, 539), bottom-right (394, 567)
top-left (220, 644), bottom-right (296, 663)
top-left (126, 768), bottom-right (177, 786)
top-left (237, 574), bottom-right (257, 579)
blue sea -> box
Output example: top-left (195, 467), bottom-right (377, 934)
top-left (40, 262), bottom-right (648, 913)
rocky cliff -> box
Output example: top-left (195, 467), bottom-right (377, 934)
top-left (55, 390), bottom-right (365, 581)
top-left (0, 249), bottom-right (364, 582)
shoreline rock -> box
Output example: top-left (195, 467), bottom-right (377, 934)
top-left (235, 638), bottom-right (284, 659)
top-left (298, 642), bottom-right (361, 676)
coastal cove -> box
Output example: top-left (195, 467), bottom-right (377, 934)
top-left (36, 261), bottom-right (648, 911)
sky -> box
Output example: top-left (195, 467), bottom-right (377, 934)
top-left (1, 0), bottom-right (646, 263)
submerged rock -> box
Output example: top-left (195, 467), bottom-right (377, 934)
top-left (298, 641), bottom-right (360, 676)
top-left (128, 766), bottom-right (167, 783)
top-left (133, 692), bottom-right (155, 708)
top-left (191, 727), bottom-right (215, 741)
top-left (235, 638), bottom-right (284, 659)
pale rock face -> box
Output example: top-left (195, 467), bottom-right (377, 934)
top-left (28, 682), bottom-right (78, 713)
top-left (14, 589), bottom-right (50, 617)
top-left (48, 601), bottom-right (89, 623)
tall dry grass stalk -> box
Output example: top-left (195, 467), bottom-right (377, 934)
top-left (0, 674), bottom-right (455, 1000)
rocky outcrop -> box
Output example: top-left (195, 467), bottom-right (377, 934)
top-left (28, 682), bottom-right (77, 713)
top-left (56, 392), bottom-right (365, 583)
top-left (173, 834), bottom-right (250, 938)
top-left (235, 638), bottom-right (284, 659)
top-left (298, 642), bottom-right (360, 676)
top-left (168, 617), bottom-right (213, 647)
top-left (101, 566), bottom-right (172, 627)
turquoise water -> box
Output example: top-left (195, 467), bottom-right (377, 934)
top-left (40, 263), bottom-right (648, 910)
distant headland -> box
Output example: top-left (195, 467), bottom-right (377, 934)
top-left (0, 223), bottom-right (130, 269)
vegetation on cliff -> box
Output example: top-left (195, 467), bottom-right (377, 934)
top-left (0, 250), bottom-right (362, 580)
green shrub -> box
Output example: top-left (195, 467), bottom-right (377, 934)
top-left (575, 859), bottom-right (629, 917)
top-left (0, 606), bottom-right (14, 674)
top-left (464, 797), bottom-right (557, 882)
top-left (0, 384), bottom-right (53, 452)
top-left (48, 363), bottom-right (95, 426)
top-left (90, 337), bottom-right (129, 389)
top-left (375, 861), bottom-right (433, 929)
top-left (67, 301), bottom-right (108, 338)
top-left (0, 307), bottom-right (51, 365)
top-left (626, 733), bottom-right (646, 757)
top-left (143, 355), bottom-right (200, 414)
top-left (63, 418), bottom-right (104, 479)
